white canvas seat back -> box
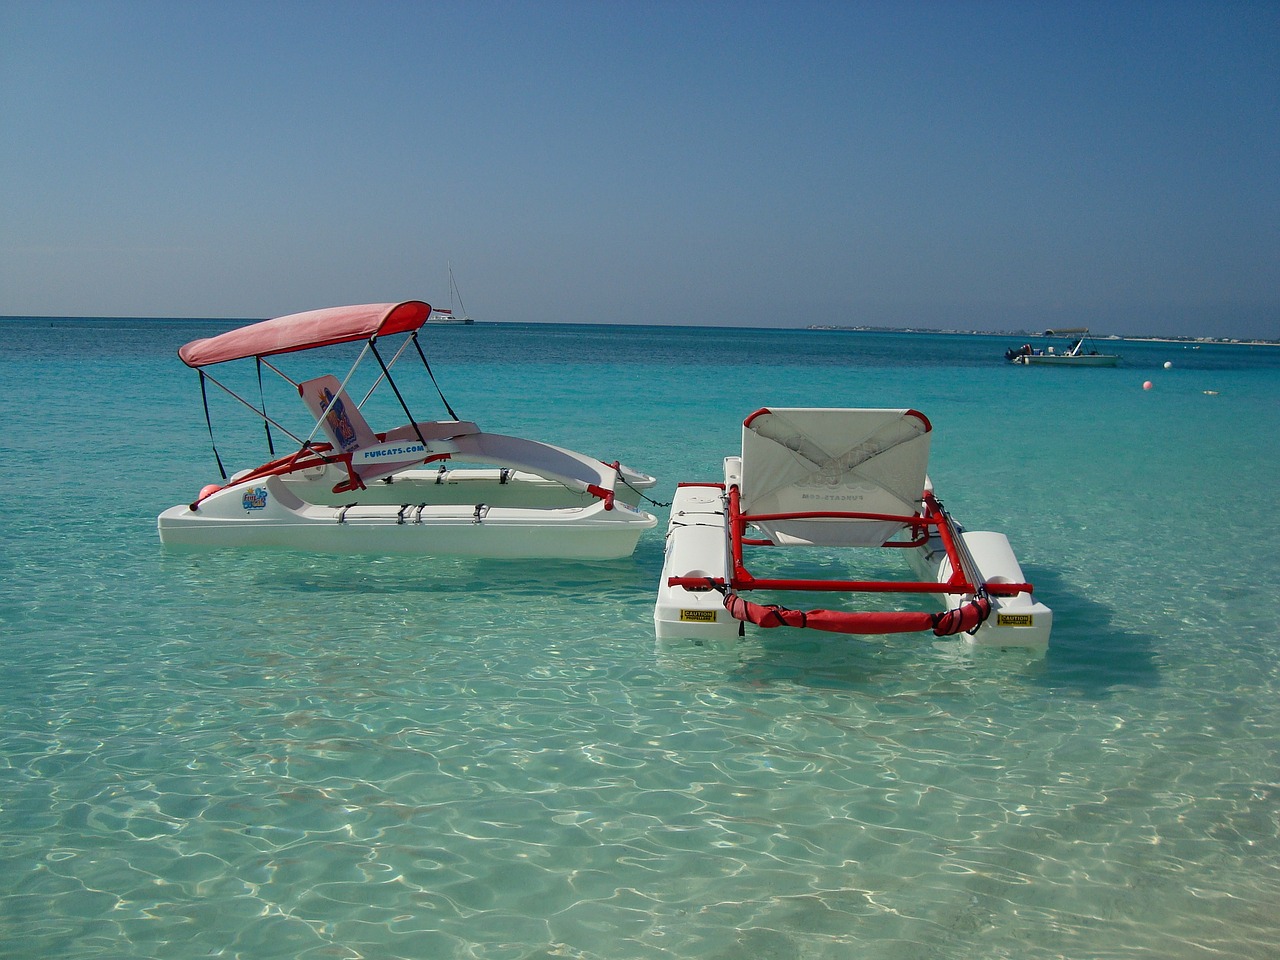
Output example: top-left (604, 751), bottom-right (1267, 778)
top-left (739, 408), bottom-right (932, 547)
top-left (298, 376), bottom-right (380, 454)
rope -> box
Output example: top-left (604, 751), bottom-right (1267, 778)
top-left (370, 338), bottom-right (429, 452)
top-left (411, 332), bottom-right (460, 421)
top-left (618, 473), bottom-right (671, 508)
top-left (256, 356), bottom-right (275, 456)
top-left (198, 371), bottom-right (227, 480)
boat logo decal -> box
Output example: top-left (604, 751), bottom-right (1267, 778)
top-left (997, 613), bottom-right (1034, 627)
top-left (680, 609), bottom-right (718, 623)
top-left (356, 442), bottom-right (427, 463)
top-left (320, 387), bottom-right (359, 453)
top-left (242, 487), bottom-right (268, 510)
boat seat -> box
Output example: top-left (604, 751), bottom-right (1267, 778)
top-left (298, 376), bottom-right (380, 453)
top-left (738, 407), bottom-right (932, 547)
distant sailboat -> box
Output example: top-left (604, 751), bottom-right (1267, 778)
top-left (428, 264), bottom-right (474, 324)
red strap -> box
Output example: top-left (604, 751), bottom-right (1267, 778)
top-left (722, 592), bottom-right (991, 637)
top-left (931, 596), bottom-right (991, 635)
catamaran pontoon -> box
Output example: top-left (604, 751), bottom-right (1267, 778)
top-left (158, 301), bottom-right (658, 558)
top-left (654, 408), bottom-right (1051, 648)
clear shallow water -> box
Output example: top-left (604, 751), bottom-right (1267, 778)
top-left (2, 319), bottom-right (1279, 959)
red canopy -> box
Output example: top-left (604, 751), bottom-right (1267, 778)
top-left (178, 301), bottom-right (432, 368)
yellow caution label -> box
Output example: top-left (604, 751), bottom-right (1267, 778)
top-left (997, 613), bottom-right (1034, 627)
top-left (680, 609), bottom-right (718, 623)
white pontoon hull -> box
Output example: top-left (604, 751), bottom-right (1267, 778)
top-left (159, 475), bottom-right (656, 559)
top-left (906, 528), bottom-right (1051, 648)
top-left (654, 482), bottom-right (742, 640)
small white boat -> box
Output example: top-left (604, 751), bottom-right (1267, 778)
top-left (1006, 328), bottom-right (1120, 366)
top-left (158, 302), bottom-right (657, 558)
top-left (654, 407), bottom-right (1051, 649)
top-left (427, 264), bottom-right (473, 323)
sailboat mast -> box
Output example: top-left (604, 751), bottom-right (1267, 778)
top-left (449, 262), bottom-right (467, 317)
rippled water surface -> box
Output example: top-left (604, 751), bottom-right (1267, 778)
top-left (3, 318), bottom-right (1279, 959)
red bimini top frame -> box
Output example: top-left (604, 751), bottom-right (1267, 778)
top-left (179, 301), bottom-right (432, 368)
top-left (670, 486), bottom-right (1033, 637)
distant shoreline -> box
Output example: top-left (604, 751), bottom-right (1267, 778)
top-left (2, 315), bottom-right (1275, 346)
top-left (804, 325), bottom-right (1280, 347)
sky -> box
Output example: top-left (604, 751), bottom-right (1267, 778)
top-left (1, 1), bottom-right (1276, 337)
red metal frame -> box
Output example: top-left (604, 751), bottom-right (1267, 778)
top-left (189, 438), bottom-right (459, 507)
top-left (728, 484), bottom-right (961, 596)
top-left (665, 481), bottom-right (1032, 637)
top-left (665, 484), bottom-right (1031, 598)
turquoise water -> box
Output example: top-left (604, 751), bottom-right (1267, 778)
top-left (3, 318), bottom-right (1279, 959)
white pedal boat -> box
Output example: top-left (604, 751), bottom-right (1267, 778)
top-left (655, 407), bottom-right (1051, 649)
top-left (158, 301), bottom-right (658, 559)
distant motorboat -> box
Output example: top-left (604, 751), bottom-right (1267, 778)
top-left (1005, 328), bottom-right (1120, 366)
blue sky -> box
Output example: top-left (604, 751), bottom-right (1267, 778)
top-left (1, 1), bottom-right (1276, 336)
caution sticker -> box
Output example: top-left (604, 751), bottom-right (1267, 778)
top-left (680, 609), bottom-right (718, 623)
top-left (997, 613), bottom-right (1034, 627)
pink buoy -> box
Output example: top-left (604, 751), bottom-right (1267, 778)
top-left (198, 483), bottom-right (222, 500)
top-left (1142, 381), bottom-right (1153, 391)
